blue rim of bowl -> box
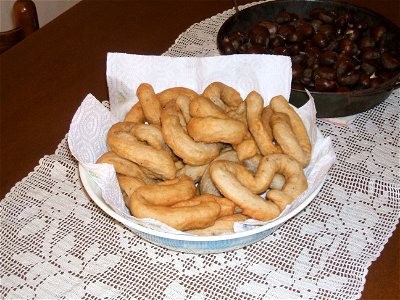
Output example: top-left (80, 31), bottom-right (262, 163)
top-left (79, 163), bottom-right (326, 243)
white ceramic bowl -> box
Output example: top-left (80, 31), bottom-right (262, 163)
top-left (79, 164), bottom-right (326, 254)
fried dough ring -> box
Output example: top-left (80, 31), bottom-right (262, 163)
top-left (226, 101), bottom-right (248, 125)
top-left (188, 95), bottom-right (247, 146)
top-left (187, 214), bottom-right (248, 236)
top-left (239, 154), bottom-right (286, 190)
top-left (117, 175), bottom-right (146, 205)
top-left (234, 138), bottom-right (258, 161)
top-left (107, 122), bottom-right (176, 180)
top-left (161, 100), bottom-right (221, 165)
top-left (136, 83), bottom-right (162, 125)
top-left (128, 176), bottom-right (221, 231)
top-left (124, 102), bottom-right (145, 123)
top-left (176, 163), bottom-right (209, 183)
top-left (172, 195), bottom-right (235, 217)
top-left (130, 123), bottom-right (165, 150)
top-left (97, 151), bottom-right (156, 184)
top-left (199, 150), bottom-right (240, 196)
top-left (157, 87), bottom-right (199, 107)
top-left (269, 95), bottom-right (312, 168)
top-left (246, 91), bottom-right (281, 155)
top-left (209, 154), bottom-right (308, 221)
top-left (175, 95), bottom-right (192, 124)
top-left (199, 150), bottom-right (283, 196)
top-left (187, 116), bottom-right (247, 145)
top-left (261, 106), bottom-right (274, 137)
top-left (202, 82), bottom-right (243, 108)
top-left (224, 101), bottom-right (258, 161)
top-left (189, 96), bottom-right (228, 119)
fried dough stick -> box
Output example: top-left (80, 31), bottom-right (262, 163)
top-left (128, 176), bottom-right (221, 231)
top-left (210, 154), bottom-right (308, 221)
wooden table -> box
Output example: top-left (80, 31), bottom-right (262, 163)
top-left (1, 1), bottom-right (399, 299)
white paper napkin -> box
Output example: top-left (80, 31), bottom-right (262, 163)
top-left (106, 53), bottom-right (292, 121)
top-left (68, 53), bottom-right (336, 235)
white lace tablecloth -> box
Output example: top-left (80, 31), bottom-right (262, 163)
top-left (1, 2), bottom-right (400, 299)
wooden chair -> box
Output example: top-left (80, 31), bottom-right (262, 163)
top-left (0, 0), bottom-right (39, 54)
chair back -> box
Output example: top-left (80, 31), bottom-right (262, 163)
top-left (0, 27), bottom-right (25, 54)
top-left (0, 0), bottom-right (39, 54)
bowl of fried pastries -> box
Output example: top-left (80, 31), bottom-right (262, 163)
top-left (76, 78), bottom-right (334, 254)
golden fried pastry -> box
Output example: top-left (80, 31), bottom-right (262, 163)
top-left (128, 176), bottom-right (221, 231)
top-left (246, 91), bottom-right (282, 155)
top-left (202, 81), bottom-right (243, 108)
top-left (124, 102), bottom-right (145, 124)
top-left (187, 116), bottom-right (247, 145)
top-left (136, 83), bottom-right (162, 125)
top-left (176, 163), bottom-right (209, 183)
top-left (157, 86), bottom-right (199, 107)
top-left (172, 194), bottom-right (235, 217)
top-left (161, 100), bottom-right (221, 165)
top-left (97, 151), bottom-right (156, 184)
top-left (187, 214), bottom-right (248, 236)
top-left (269, 95), bottom-right (312, 168)
top-left (117, 175), bottom-right (145, 205)
top-left (101, 82), bottom-right (313, 235)
top-left (107, 122), bottom-right (176, 180)
top-left (199, 150), bottom-right (240, 196)
top-left (209, 154), bottom-right (308, 221)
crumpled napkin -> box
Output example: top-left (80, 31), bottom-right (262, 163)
top-left (68, 53), bottom-right (336, 235)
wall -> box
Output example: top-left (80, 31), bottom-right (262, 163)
top-left (0, 0), bottom-right (80, 31)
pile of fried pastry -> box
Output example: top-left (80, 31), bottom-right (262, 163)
top-left (97, 82), bottom-right (312, 236)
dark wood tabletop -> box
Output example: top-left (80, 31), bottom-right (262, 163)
top-left (1, 0), bottom-right (399, 299)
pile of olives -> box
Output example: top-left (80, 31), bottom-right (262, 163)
top-left (220, 7), bottom-right (400, 92)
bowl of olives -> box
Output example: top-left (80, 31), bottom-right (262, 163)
top-left (217, 0), bottom-right (400, 117)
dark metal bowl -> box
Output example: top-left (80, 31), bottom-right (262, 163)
top-left (217, 0), bottom-right (400, 117)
